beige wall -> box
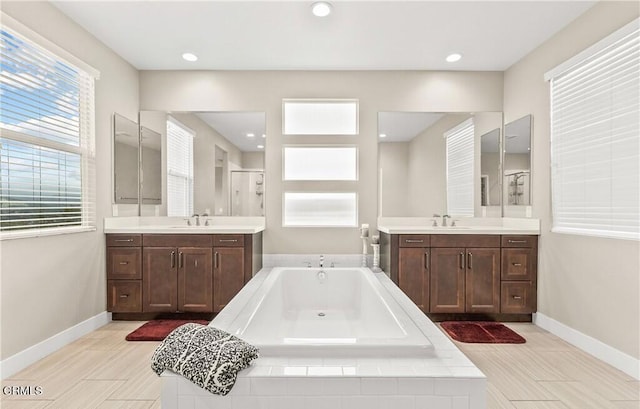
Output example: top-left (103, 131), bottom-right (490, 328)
top-left (140, 71), bottom-right (503, 253)
top-left (0, 1), bottom-right (139, 359)
top-left (242, 152), bottom-right (265, 170)
top-left (504, 2), bottom-right (640, 359)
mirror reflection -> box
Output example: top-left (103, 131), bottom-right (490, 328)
top-left (377, 112), bottom-right (503, 218)
top-left (140, 126), bottom-right (162, 205)
top-left (138, 111), bottom-right (266, 217)
top-left (480, 128), bottom-right (501, 208)
top-left (113, 113), bottom-right (140, 204)
top-left (504, 115), bottom-right (532, 209)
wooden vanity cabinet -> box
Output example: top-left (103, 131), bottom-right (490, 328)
top-left (142, 235), bottom-right (213, 313)
top-left (430, 235), bottom-right (501, 314)
top-left (398, 235), bottom-right (430, 312)
top-left (213, 235), bottom-right (245, 313)
top-left (107, 232), bottom-right (262, 319)
top-left (501, 235), bottom-right (538, 314)
top-left (106, 234), bottom-right (142, 312)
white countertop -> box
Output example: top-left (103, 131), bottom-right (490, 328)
top-left (377, 217), bottom-right (540, 235)
top-left (104, 216), bottom-right (265, 234)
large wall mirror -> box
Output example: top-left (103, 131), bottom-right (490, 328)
top-left (504, 114), bottom-right (532, 216)
top-left (377, 111), bottom-right (503, 218)
top-left (137, 111), bottom-right (266, 217)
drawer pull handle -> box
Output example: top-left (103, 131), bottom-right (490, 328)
top-left (119, 294), bottom-right (129, 298)
top-left (179, 252), bottom-right (184, 268)
top-left (508, 240), bottom-right (527, 244)
top-left (119, 261), bottom-right (129, 265)
top-left (219, 239), bottom-right (238, 243)
top-left (467, 252), bottom-right (473, 269)
top-left (513, 296), bottom-right (522, 300)
top-left (424, 252), bottom-right (429, 270)
top-left (214, 252), bottom-right (219, 269)
top-left (114, 239), bottom-right (134, 242)
top-left (512, 263), bottom-right (523, 267)
top-left (405, 239), bottom-right (424, 243)
top-left (459, 252), bottom-right (464, 269)
top-left (170, 251), bottom-right (176, 268)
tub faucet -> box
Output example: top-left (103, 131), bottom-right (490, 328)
top-left (319, 254), bottom-right (324, 268)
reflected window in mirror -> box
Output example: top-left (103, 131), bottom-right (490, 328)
top-left (167, 116), bottom-right (194, 217)
top-left (445, 118), bottom-right (475, 217)
top-left (504, 115), bottom-right (532, 215)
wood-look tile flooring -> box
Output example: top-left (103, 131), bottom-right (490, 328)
top-left (1, 321), bottom-right (638, 408)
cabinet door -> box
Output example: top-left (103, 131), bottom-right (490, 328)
top-left (398, 247), bottom-right (429, 312)
top-left (213, 247), bottom-right (245, 313)
top-left (430, 248), bottom-right (465, 313)
top-left (143, 247), bottom-right (178, 312)
top-left (465, 248), bottom-right (500, 313)
top-left (178, 247), bottom-right (213, 312)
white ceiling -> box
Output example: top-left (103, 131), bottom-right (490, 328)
top-left (378, 112), bottom-right (444, 142)
top-left (52, 1), bottom-right (596, 71)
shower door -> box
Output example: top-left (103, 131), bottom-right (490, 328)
top-left (230, 170), bottom-right (264, 216)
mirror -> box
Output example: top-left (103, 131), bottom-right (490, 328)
top-left (138, 111), bottom-right (266, 217)
top-left (140, 126), bottom-right (162, 205)
top-left (480, 127), bottom-right (502, 216)
top-left (377, 111), bottom-right (503, 218)
top-left (113, 113), bottom-right (140, 204)
top-left (504, 115), bottom-right (532, 212)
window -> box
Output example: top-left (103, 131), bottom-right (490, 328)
top-left (0, 24), bottom-right (97, 237)
top-left (283, 146), bottom-right (357, 181)
top-left (167, 117), bottom-right (194, 217)
top-left (546, 18), bottom-right (639, 240)
top-left (283, 100), bottom-right (358, 135)
top-left (283, 192), bottom-right (357, 227)
top-left (445, 118), bottom-right (475, 216)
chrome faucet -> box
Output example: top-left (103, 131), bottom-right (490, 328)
top-left (201, 213), bottom-right (210, 226)
top-left (442, 214), bottom-right (451, 227)
top-left (432, 214), bottom-right (440, 227)
top-left (192, 214), bottom-right (200, 226)
top-left (319, 254), bottom-right (324, 268)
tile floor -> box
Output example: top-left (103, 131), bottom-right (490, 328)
top-left (1, 321), bottom-right (638, 408)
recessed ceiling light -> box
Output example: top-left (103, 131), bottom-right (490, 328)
top-left (262, 134), bottom-right (266, 138)
top-left (446, 53), bottom-right (462, 63)
top-left (257, 144), bottom-right (265, 149)
top-left (312, 1), bottom-right (332, 17)
top-left (246, 133), bottom-right (255, 138)
top-left (182, 52), bottom-right (198, 62)
top-left (379, 133), bottom-right (387, 138)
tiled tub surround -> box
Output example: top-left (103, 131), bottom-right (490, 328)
top-left (161, 268), bottom-right (486, 409)
top-left (104, 216), bottom-right (266, 234)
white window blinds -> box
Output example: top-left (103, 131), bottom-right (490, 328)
top-left (445, 118), bottom-right (475, 216)
top-left (0, 26), bottom-right (96, 236)
top-left (547, 19), bottom-right (639, 240)
top-left (166, 117), bottom-right (194, 217)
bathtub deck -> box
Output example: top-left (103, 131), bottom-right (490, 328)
top-left (161, 268), bottom-right (486, 409)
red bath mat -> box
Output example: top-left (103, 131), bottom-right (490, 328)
top-left (440, 321), bottom-right (526, 344)
top-left (125, 319), bottom-right (210, 341)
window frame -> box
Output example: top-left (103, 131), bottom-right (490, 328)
top-left (282, 145), bottom-right (359, 181)
top-left (282, 191), bottom-right (358, 228)
top-left (0, 15), bottom-right (99, 240)
top-left (445, 118), bottom-right (475, 217)
top-left (282, 99), bottom-right (359, 136)
top-left (166, 116), bottom-right (195, 218)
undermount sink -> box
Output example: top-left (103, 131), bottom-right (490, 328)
top-left (168, 225), bottom-right (213, 228)
top-left (431, 226), bottom-right (471, 229)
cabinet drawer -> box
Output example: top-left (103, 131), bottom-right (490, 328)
top-left (107, 247), bottom-right (142, 279)
top-left (107, 234), bottom-right (142, 247)
top-left (502, 235), bottom-right (537, 248)
top-left (143, 234), bottom-right (213, 247)
top-left (398, 235), bottom-right (430, 248)
top-left (431, 234), bottom-right (500, 248)
top-left (501, 281), bottom-right (534, 314)
top-left (107, 280), bottom-right (142, 312)
top-left (502, 248), bottom-right (535, 281)
top-left (213, 234), bottom-right (245, 247)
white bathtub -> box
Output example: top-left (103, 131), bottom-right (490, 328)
top-left (221, 267), bottom-right (434, 357)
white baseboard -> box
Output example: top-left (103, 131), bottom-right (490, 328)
top-left (0, 312), bottom-right (111, 380)
top-left (534, 312), bottom-right (640, 380)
